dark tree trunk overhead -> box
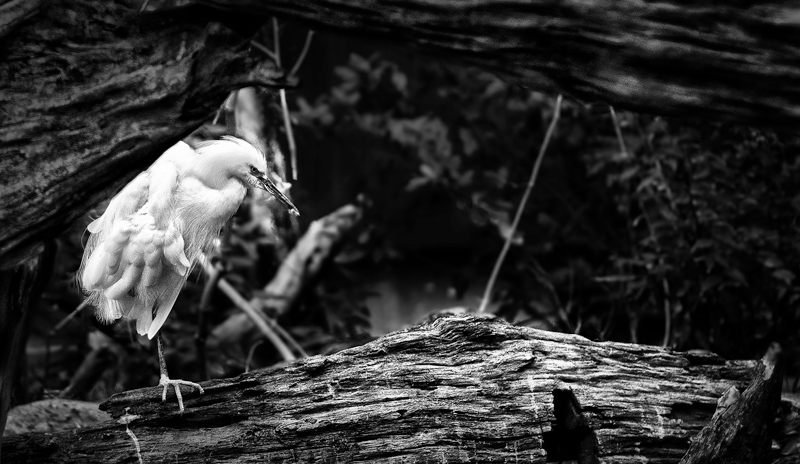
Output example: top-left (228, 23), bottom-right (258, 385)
top-left (1, 316), bottom-right (773, 463)
top-left (158, 0), bottom-right (800, 126)
top-left (2, 0), bottom-right (799, 264)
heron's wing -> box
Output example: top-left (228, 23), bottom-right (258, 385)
top-left (80, 142), bottom-right (196, 338)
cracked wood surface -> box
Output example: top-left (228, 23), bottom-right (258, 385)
top-left (0, 0), bottom-right (290, 266)
top-left (681, 345), bottom-right (782, 464)
top-left (156, 0), bottom-right (800, 126)
top-left (3, 316), bottom-right (758, 463)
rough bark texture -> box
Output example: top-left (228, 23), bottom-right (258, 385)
top-left (0, 0), bottom-right (291, 267)
top-left (0, 244), bottom-right (54, 455)
top-left (680, 345), bottom-right (782, 464)
top-left (156, 0), bottom-right (800, 126)
top-left (0, 0), bottom-right (44, 39)
top-left (3, 315), bottom-right (762, 463)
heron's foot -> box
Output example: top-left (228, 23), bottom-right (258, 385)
top-left (159, 374), bottom-right (204, 414)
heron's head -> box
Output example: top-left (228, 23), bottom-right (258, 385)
top-left (196, 136), bottom-right (299, 216)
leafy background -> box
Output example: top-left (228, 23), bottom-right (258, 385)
top-left (19, 22), bottom-right (800, 406)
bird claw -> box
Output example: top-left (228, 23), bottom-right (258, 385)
top-left (159, 374), bottom-right (204, 414)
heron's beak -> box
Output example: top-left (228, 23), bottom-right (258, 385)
top-left (255, 174), bottom-right (300, 216)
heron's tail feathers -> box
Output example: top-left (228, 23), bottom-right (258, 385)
top-left (79, 211), bottom-right (191, 336)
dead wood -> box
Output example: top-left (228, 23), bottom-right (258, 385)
top-left (680, 344), bottom-right (782, 464)
top-left (2, 315), bottom-right (764, 463)
top-left (0, 243), bottom-right (54, 457)
top-left (259, 202), bottom-right (363, 316)
top-left (154, 0), bottom-right (800, 126)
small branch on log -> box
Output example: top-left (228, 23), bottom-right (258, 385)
top-left (680, 344), bottom-right (783, 464)
top-left (3, 316), bottom-right (762, 463)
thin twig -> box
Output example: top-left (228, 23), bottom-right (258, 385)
top-left (279, 89), bottom-right (298, 180)
top-left (201, 262), bottom-right (295, 362)
top-left (270, 18), bottom-right (299, 180)
top-left (609, 105), bottom-right (628, 159)
top-left (196, 262), bottom-right (223, 380)
top-left (272, 321), bottom-right (308, 358)
top-left (244, 340), bottom-right (264, 373)
top-left (478, 95), bottom-right (563, 314)
top-left (138, 0), bottom-right (150, 13)
top-left (661, 278), bottom-right (671, 348)
top-left (250, 21), bottom-right (305, 181)
top-left (288, 30), bottom-right (315, 79)
top-left (52, 299), bottom-right (91, 334)
top-left (249, 40), bottom-right (278, 63)
top-left (212, 91), bottom-right (237, 126)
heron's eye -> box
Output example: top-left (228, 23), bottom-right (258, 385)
top-left (250, 166), bottom-right (259, 175)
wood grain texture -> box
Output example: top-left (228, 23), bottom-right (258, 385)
top-left (0, 0), bottom-right (290, 266)
top-left (154, 0), bottom-right (800, 126)
top-left (0, 243), bottom-right (54, 450)
top-left (3, 316), bottom-right (760, 463)
top-left (681, 345), bottom-right (782, 464)
top-left (0, 0), bottom-right (44, 39)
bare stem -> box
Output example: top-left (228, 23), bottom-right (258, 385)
top-left (196, 262), bottom-right (222, 380)
top-left (244, 340), bottom-right (264, 373)
top-left (609, 105), bottom-right (629, 158)
top-left (661, 278), bottom-right (671, 348)
top-left (280, 89), bottom-right (299, 180)
top-left (52, 299), bottom-right (91, 334)
top-left (266, 18), bottom-right (299, 180)
top-left (272, 17), bottom-right (281, 67)
top-left (478, 95), bottom-right (563, 314)
top-left (249, 40), bottom-right (278, 63)
top-left (289, 30), bottom-right (315, 79)
top-left (202, 262), bottom-right (296, 362)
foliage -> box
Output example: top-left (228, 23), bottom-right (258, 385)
top-left (294, 51), bottom-right (800, 375)
top-left (25, 44), bottom-right (800, 406)
top-left (585, 118), bottom-right (800, 359)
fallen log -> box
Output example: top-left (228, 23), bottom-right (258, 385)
top-left (156, 0), bottom-right (800, 127)
top-left (2, 315), bottom-right (765, 463)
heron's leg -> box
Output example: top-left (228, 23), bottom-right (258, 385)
top-left (157, 332), bottom-right (204, 414)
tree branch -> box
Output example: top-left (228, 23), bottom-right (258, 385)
top-left (148, 0), bottom-right (800, 126)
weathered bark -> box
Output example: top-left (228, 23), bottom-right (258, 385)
top-left (0, 0), bottom-right (44, 39)
top-left (156, 0), bottom-right (800, 126)
top-left (2, 316), bottom-right (764, 463)
top-left (0, 243), bottom-right (54, 454)
top-left (0, 0), bottom-right (291, 266)
top-left (680, 344), bottom-right (782, 464)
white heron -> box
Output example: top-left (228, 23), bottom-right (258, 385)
top-left (79, 136), bottom-right (298, 413)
